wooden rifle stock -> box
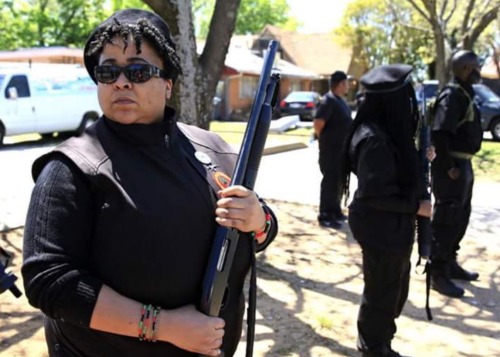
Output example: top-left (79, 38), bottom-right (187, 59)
top-left (199, 40), bottom-right (280, 319)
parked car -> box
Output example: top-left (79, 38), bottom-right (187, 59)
top-left (474, 83), bottom-right (500, 141)
top-left (278, 91), bottom-right (321, 121)
top-left (417, 80), bottom-right (500, 141)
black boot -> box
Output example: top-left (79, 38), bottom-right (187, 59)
top-left (360, 344), bottom-right (407, 357)
top-left (431, 274), bottom-right (464, 298)
top-left (449, 261), bottom-right (479, 281)
top-left (317, 213), bottom-right (342, 229)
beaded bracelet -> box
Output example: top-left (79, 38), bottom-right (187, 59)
top-left (138, 304), bottom-right (152, 341)
top-left (150, 305), bottom-right (161, 342)
top-left (138, 304), bottom-right (162, 342)
top-left (252, 212), bottom-right (272, 240)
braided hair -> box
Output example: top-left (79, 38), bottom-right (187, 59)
top-left (85, 17), bottom-right (182, 82)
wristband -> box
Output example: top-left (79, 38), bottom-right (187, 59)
top-left (252, 211), bottom-right (272, 240)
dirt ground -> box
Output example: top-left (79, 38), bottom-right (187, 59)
top-left (1, 199), bottom-right (499, 357)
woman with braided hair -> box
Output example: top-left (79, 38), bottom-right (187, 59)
top-left (22, 9), bottom-right (277, 357)
top-left (340, 64), bottom-right (432, 357)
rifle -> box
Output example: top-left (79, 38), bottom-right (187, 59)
top-left (0, 247), bottom-right (22, 298)
top-left (416, 84), bottom-right (433, 321)
top-left (199, 40), bottom-right (280, 356)
top-left (416, 87), bottom-right (432, 261)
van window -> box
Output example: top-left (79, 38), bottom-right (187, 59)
top-left (5, 75), bottom-right (30, 98)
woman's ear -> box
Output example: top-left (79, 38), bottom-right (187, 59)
top-left (165, 79), bottom-right (173, 100)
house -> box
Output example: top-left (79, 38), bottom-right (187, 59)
top-left (215, 44), bottom-right (320, 120)
top-left (0, 38), bottom-right (328, 121)
top-left (0, 46), bottom-right (84, 65)
top-left (252, 25), bottom-right (365, 101)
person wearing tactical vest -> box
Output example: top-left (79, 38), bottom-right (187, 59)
top-left (340, 64), bottom-right (432, 357)
top-left (430, 50), bottom-right (483, 298)
top-left (21, 9), bottom-right (277, 357)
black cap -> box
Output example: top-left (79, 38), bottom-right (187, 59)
top-left (330, 70), bottom-right (348, 85)
top-left (360, 64), bottom-right (413, 93)
top-left (83, 9), bottom-right (181, 83)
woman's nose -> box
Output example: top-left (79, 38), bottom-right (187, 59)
top-left (113, 72), bottom-right (132, 89)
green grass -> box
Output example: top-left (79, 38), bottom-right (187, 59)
top-left (209, 121), bottom-right (500, 182)
top-left (316, 314), bottom-right (335, 330)
top-left (209, 120), bottom-right (313, 146)
top-left (474, 140), bottom-right (500, 182)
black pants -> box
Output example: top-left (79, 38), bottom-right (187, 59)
top-left (318, 149), bottom-right (343, 218)
top-left (356, 245), bottom-right (412, 352)
top-left (431, 158), bottom-right (473, 273)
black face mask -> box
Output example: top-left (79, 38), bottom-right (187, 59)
top-left (468, 68), bottom-right (482, 84)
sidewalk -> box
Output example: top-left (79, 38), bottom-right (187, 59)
top-left (1, 139), bottom-right (499, 232)
top-left (256, 139), bottom-right (500, 210)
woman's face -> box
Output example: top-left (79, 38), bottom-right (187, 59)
top-left (97, 35), bottom-right (173, 125)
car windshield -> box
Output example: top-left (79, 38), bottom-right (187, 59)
top-left (286, 92), bottom-right (316, 101)
top-left (474, 84), bottom-right (500, 103)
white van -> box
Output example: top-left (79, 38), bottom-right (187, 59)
top-left (0, 63), bottom-right (101, 146)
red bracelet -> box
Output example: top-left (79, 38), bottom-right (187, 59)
top-left (138, 304), bottom-right (149, 341)
top-left (253, 212), bottom-right (272, 240)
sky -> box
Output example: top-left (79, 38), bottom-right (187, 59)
top-left (287, 0), bottom-right (351, 33)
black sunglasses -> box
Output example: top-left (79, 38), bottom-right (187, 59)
top-left (94, 63), bottom-right (167, 84)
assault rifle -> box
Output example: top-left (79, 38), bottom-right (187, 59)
top-left (416, 84), bottom-right (433, 321)
top-left (0, 247), bottom-right (22, 298)
top-left (199, 40), bottom-right (280, 356)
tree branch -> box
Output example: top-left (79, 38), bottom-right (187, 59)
top-left (442, 0), bottom-right (457, 24)
top-left (200, 0), bottom-right (241, 87)
top-left (406, 0), bottom-right (431, 23)
top-left (461, 0), bottom-right (476, 34)
top-left (465, 5), bottom-right (499, 49)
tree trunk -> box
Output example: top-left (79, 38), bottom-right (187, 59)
top-left (142, 0), bottom-right (241, 129)
top-left (434, 25), bottom-right (449, 86)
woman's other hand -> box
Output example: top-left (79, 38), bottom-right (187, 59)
top-left (161, 305), bottom-right (224, 356)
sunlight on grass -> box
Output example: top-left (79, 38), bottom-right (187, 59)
top-left (210, 121), bottom-right (499, 181)
top-left (474, 141), bottom-right (500, 182)
top-left (209, 120), bottom-right (313, 146)
top-left (316, 314), bottom-right (335, 330)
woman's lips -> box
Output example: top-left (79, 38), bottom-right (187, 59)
top-left (113, 97), bottom-right (135, 105)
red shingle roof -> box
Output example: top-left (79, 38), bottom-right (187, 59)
top-left (258, 25), bottom-right (353, 77)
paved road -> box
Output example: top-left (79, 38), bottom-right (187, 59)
top-left (1, 137), bottom-right (499, 232)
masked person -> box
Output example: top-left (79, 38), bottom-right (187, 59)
top-left (340, 64), bottom-right (432, 357)
top-left (314, 70), bottom-right (352, 229)
top-left (429, 50), bottom-right (483, 298)
top-left (22, 9), bottom-right (277, 357)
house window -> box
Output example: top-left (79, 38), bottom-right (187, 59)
top-left (240, 76), bottom-right (258, 99)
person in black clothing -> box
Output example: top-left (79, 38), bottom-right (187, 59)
top-left (21, 9), bottom-right (277, 357)
top-left (340, 64), bottom-right (432, 357)
top-left (314, 70), bottom-right (352, 228)
top-left (429, 50), bottom-right (483, 298)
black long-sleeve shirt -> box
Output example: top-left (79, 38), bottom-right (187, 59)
top-left (22, 115), bottom-right (277, 356)
top-left (348, 124), bottom-right (419, 251)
